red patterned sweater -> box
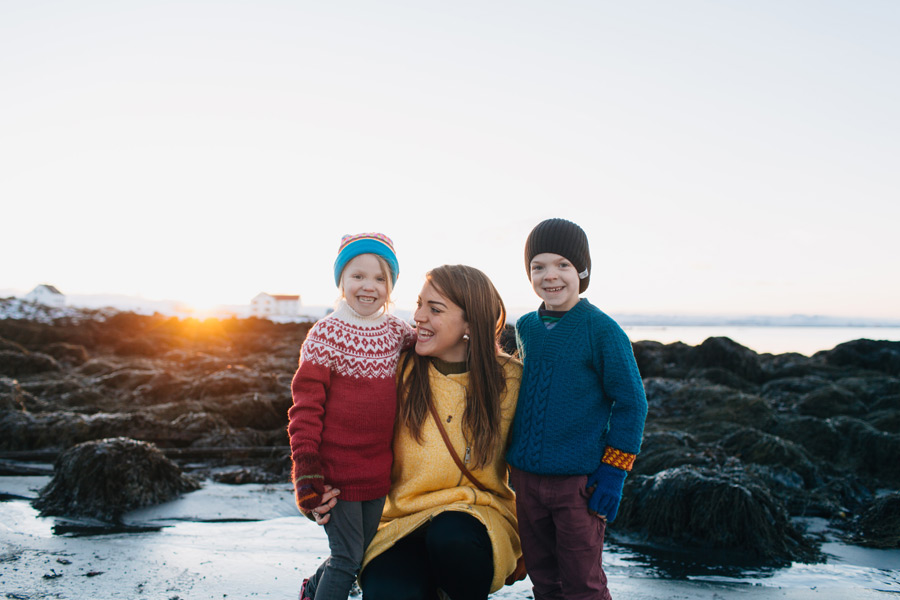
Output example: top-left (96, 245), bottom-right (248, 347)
top-left (288, 301), bottom-right (416, 502)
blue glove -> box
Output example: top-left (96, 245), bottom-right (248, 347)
top-left (586, 463), bottom-right (627, 522)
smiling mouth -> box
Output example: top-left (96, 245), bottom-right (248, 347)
top-left (417, 328), bottom-right (434, 341)
top-left (544, 287), bottom-right (565, 293)
top-left (357, 296), bottom-right (377, 304)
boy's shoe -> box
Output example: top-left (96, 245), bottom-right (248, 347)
top-left (299, 578), bottom-right (312, 600)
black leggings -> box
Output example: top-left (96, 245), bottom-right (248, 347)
top-left (360, 511), bottom-right (494, 600)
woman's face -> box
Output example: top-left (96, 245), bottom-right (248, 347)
top-left (413, 281), bottom-right (469, 363)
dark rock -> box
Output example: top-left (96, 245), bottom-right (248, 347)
top-left (171, 411), bottom-right (231, 434)
top-left (0, 410), bottom-right (196, 451)
top-left (834, 376), bottom-right (900, 406)
top-left (759, 376), bottom-right (831, 406)
top-left (0, 376), bottom-right (50, 412)
top-left (191, 428), bottom-right (271, 448)
top-left (0, 336), bottom-right (28, 353)
top-left (719, 427), bottom-right (822, 487)
top-left (33, 437), bottom-right (198, 522)
top-left (499, 324), bottom-right (517, 356)
top-left (616, 465), bottom-right (821, 564)
top-left (829, 417), bottom-right (900, 485)
top-left (772, 415), bottom-right (900, 485)
top-left (685, 367), bottom-right (755, 391)
top-left (794, 384), bottom-right (867, 418)
top-left (867, 395), bottom-right (900, 432)
top-left (132, 370), bottom-right (190, 405)
top-left (217, 394), bottom-right (286, 430)
top-left (93, 368), bottom-right (160, 392)
top-left (41, 343), bottom-right (89, 366)
top-left (821, 339), bottom-right (900, 376)
top-left (190, 366), bottom-right (259, 398)
top-left (211, 466), bottom-right (281, 484)
top-left (693, 337), bottom-right (763, 383)
top-left (632, 341), bottom-right (693, 379)
top-left (76, 358), bottom-right (122, 377)
top-left (842, 493), bottom-right (900, 548)
top-left (19, 377), bottom-right (104, 411)
top-left (759, 352), bottom-right (816, 379)
top-left (631, 431), bottom-right (724, 476)
top-left (770, 415), bottom-right (842, 464)
top-left (644, 378), bottom-right (775, 430)
top-left (0, 349), bottom-right (61, 377)
top-left (740, 464), bottom-right (849, 517)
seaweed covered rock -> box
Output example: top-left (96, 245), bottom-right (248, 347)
top-left (693, 337), bottom-right (763, 383)
top-left (632, 341), bottom-right (694, 379)
top-left (41, 342), bottom-right (89, 366)
top-left (822, 340), bottom-right (900, 376)
top-left (0, 348), bottom-right (61, 377)
top-left (0, 376), bottom-right (49, 412)
top-left (642, 378), bottom-right (775, 430)
top-left (630, 431), bottom-right (724, 475)
top-left (842, 493), bottom-right (900, 548)
top-left (616, 465), bottom-right (821, 564)
top-left (794, 384), bottom-right (866, 418)
top-left (33, 437), bottom-right (198, 522)
top-left (0, 410), bottom-right (196, 451)
top-left (719, 427), bottom-right (822, 487)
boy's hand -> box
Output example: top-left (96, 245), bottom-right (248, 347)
top-left (292, 452), bottom-right (326, 511)
top-left (586, 463), bottom-right (627, 522)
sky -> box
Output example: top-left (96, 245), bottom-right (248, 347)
top-left (2, 1), bottom-right (898, 320)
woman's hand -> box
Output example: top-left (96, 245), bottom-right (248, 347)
top-left (310, 485), bottom-right (340, 525)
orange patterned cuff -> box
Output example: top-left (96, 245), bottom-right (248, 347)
top-left (602, 446), bottom-right (637, 471)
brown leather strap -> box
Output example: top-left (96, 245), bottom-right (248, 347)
top-left (428, 401), bottom-right (489, 492)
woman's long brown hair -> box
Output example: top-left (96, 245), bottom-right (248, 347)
top-left (397, 265), bottom-right (508, 469)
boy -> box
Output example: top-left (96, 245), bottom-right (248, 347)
top-left (507, 218), bottom-right (648, 600)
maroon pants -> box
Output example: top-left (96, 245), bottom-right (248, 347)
top-left (510, 466), bottom-right (612, 600)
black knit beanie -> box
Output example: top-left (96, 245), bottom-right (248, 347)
top-left (524, 218), bottom-right (591, 292)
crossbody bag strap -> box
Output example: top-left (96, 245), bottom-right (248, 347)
top-left (427, 401), bottom-right (489, 492)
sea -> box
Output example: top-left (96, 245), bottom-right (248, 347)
top-left (621, 326), bottom-right (900, 357)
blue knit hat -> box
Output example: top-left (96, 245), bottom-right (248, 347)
top-left (333, 232), bottom-right (400, 287)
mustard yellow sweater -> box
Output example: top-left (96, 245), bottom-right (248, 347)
top-left (361, 355), bottom-right (523, 592)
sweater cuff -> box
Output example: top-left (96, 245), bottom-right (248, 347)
top-left (601, 446), bottom-right (637, 471)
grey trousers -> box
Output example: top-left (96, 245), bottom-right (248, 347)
top-left (305, 496), bottom-right (385, 600)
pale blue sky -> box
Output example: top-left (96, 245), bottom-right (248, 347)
top-left (2, 1), bottom-right (898, 318)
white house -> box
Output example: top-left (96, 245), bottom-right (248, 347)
top-left (250, 293), bottom-right (301, 318)
top-left (24, 284), bottom-right (66, 308)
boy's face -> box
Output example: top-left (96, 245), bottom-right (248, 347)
top-left (529, 252), bottom-right (581, 311)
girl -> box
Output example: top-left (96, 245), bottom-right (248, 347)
top-left (287, 232), bottom-right (416, 600)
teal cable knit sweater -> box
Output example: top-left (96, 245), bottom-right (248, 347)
top-left (507, 298), bottom-right (647, 475)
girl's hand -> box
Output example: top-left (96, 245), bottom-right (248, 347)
top-left (310, 485), bottom-right (340, 525)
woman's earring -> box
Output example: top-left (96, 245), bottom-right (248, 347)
top-left (463, 333), bottom-right (470, 342)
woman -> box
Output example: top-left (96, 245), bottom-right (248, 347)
top-left (311, 264), bottom-right (523, 599)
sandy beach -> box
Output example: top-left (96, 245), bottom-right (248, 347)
top-left (3, 476), bottom-right (898, 600)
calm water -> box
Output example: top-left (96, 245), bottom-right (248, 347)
top-left (623, 326), bottom-right (900, 357)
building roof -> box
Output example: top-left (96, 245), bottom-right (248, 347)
top-left (272, 295), bottom-right (300, 301)
top-left (35, 284), bottom-right (64, 295)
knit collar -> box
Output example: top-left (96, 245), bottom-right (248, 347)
top-left (537, 297), bottom-right (589, 320)
top-left (529, 298), bottom-right (590, 336)
top-left (331, 299), bottom-right (389, 328)
top-left (431, 357), bottom-right (468, 375)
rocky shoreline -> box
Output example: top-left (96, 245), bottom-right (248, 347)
top-left (2, 304), bottom-right (899, 566)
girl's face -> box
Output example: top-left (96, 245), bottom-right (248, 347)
top-left (413, 281), bottom-right (469, 363)
top-left (340, 254), bottom-right (388, 317)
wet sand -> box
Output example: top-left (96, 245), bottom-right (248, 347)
top-left (2, 476), bottom-right (898, 600)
